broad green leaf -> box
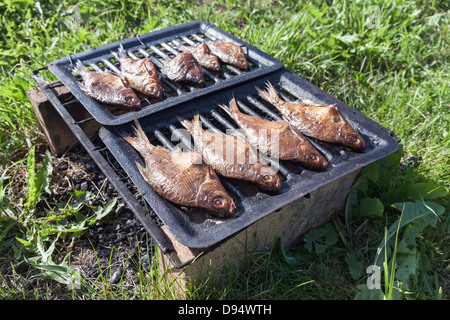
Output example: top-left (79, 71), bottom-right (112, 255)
top-left (381, 183), bottom-right (448, 205)
top-left (334, 32), bottom-right (360, 45)
top-left (345, 251), bottom-right (364, 280)
top-left (304, 222), bottom-right (339, 254)
top-left (357, 197), bottom-right (384, 218)
top-left (374, 200), bottom-right (445, 266)
top-left (404, 183), bottom-right (448, 200)
top-left (395, 253), bottom-right (418, 283)
top-left (281, 244), bottom-right (298, 266)
top-left (354, 284), bottom-right (385, 300)
top-left (88, 197), bottom-right (117, 224)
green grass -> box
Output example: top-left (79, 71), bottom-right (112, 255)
top-left (0, 0), bottom-right (449, 300)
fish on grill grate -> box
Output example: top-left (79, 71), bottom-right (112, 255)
top-left (113, 45), bottom-right (164, 99)
top-left (220, 98), bottom-right (329, 171)
top-left (256, 82), bottom-right (366, 152)
top-left (179, 42), bottom-right (221, 72)
top-left (162, 51), bottom-right (205, 87)
top-left (123, 117), bottom-right (237, 219)
top-left (205, 41), bottom-right (249, 70)
top-left (180, 114), bottom-right (282, 192)
top-left (72, 61), bottom-right (141, 109)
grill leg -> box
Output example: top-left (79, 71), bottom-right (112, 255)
top-left (27, 81), bottom-right (102, 156)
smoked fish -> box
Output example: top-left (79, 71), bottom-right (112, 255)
top-left (124, 117), bottom-right (236, 218)
top-left (205, 41), bottom-right (249, 70)
top-left (73, 60), bottom-right (141, 109)
top-left (162, 51), bottom-right (205, 87)
top-left (180, 42), bottom-right (221, 72)
top-left (220, 98), bottom-right (328, 170)
top-left (181, 115), bottom-right (282, 192)
top-left (114, 45), bottom-right (164, 99)
top-left (256, 82), bottom-right (366, 152)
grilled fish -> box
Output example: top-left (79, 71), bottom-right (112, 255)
top-left (181, 115), bottom-right (282, 192)
top-left (162, 51), bottom-right (205, 87)
top-left (256, 82), bottom-right (366, 152)
top-left (180, 42), bottom-right (221, 72)
top-left (220, 98), bottom-right (328, 171)
top-left (73, 60), bottom-right (141, 109)
top-left (205, 41), bottom-right (249, 70)
top-left (124, 117), bottom-right (236, 218)
top-left (114, 45), bottom-right (164, 99)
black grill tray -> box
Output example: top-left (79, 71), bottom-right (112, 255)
top-left (99, 69), bottom-right (399, 249)
top-left (48, 21), bottom-right (282, 126)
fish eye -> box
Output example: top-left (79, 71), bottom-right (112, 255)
top-left (125, 96), bottom-right (134, 103)
top-left (262, 175), bottom-right (273, 182)
top-left (350, 136), bottom-right (360, 143)
top-left (310, 154), bottom-right (318, 162)
top-left (212, 196), bottom-right (226, 209)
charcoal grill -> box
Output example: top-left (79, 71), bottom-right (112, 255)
top-left (32, 21), bottom-right (399, 265)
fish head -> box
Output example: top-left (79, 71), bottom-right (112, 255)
top-left (205, 56), bottom-right (221, 72)
top-left (186, 69), bottom-right (205, 87)
top-left (301, 150), bottom-right (329, 171)
top-left (234, 53), bottom-right (249, 70)
top-left (198, 173), bottom-right (237, 218)
top-left (143, 80), bottom-right (164, 99)
top-left (117, 88), bottom-right (141, 109)
top-left (251, 164), bottom-right (282, 192)
top-left (339, 125), bottom-right (366, 152)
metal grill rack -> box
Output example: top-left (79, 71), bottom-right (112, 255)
top-left (99, 69), bottom-right (400, 249)
top-left (48, 21), bottom-right (282, 126)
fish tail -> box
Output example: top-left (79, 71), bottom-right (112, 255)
top-left (218, 103), bottom-right (232, 117)
top-left (218, 98), bottom-right (240, 119)
top-left (256, 81), bottom-right (280, 105)
top-left (179, 116), bottom-right (194, 132)
top-left (192, 114), bottom-right (202, 130)
top-left (112, 44), bottom-right (127, 60)
top-left (229, 98), bottom-right (241, 115)
top-left (123, 115), bottom-right (153, 155)
top-left (72, 60), bottom-right (86, 75)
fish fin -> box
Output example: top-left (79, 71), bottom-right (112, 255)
top-left (143, 60), bottom-right (152, 75)
top-left (205, 162), bottom-right (216, 181)
top-left (135, 161), bottom-right (149, 182)
top-left (119, 74), bottom-right (132, 88)
top-left (330, 104), bottom-right (347, 122)
top-left (78, 81), bottom-right (87, 93)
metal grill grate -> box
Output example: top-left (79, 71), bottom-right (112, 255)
top-left (48, 21), bottom-right (282, 126)
top-left (99, 69), bottom-right (399, 249)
